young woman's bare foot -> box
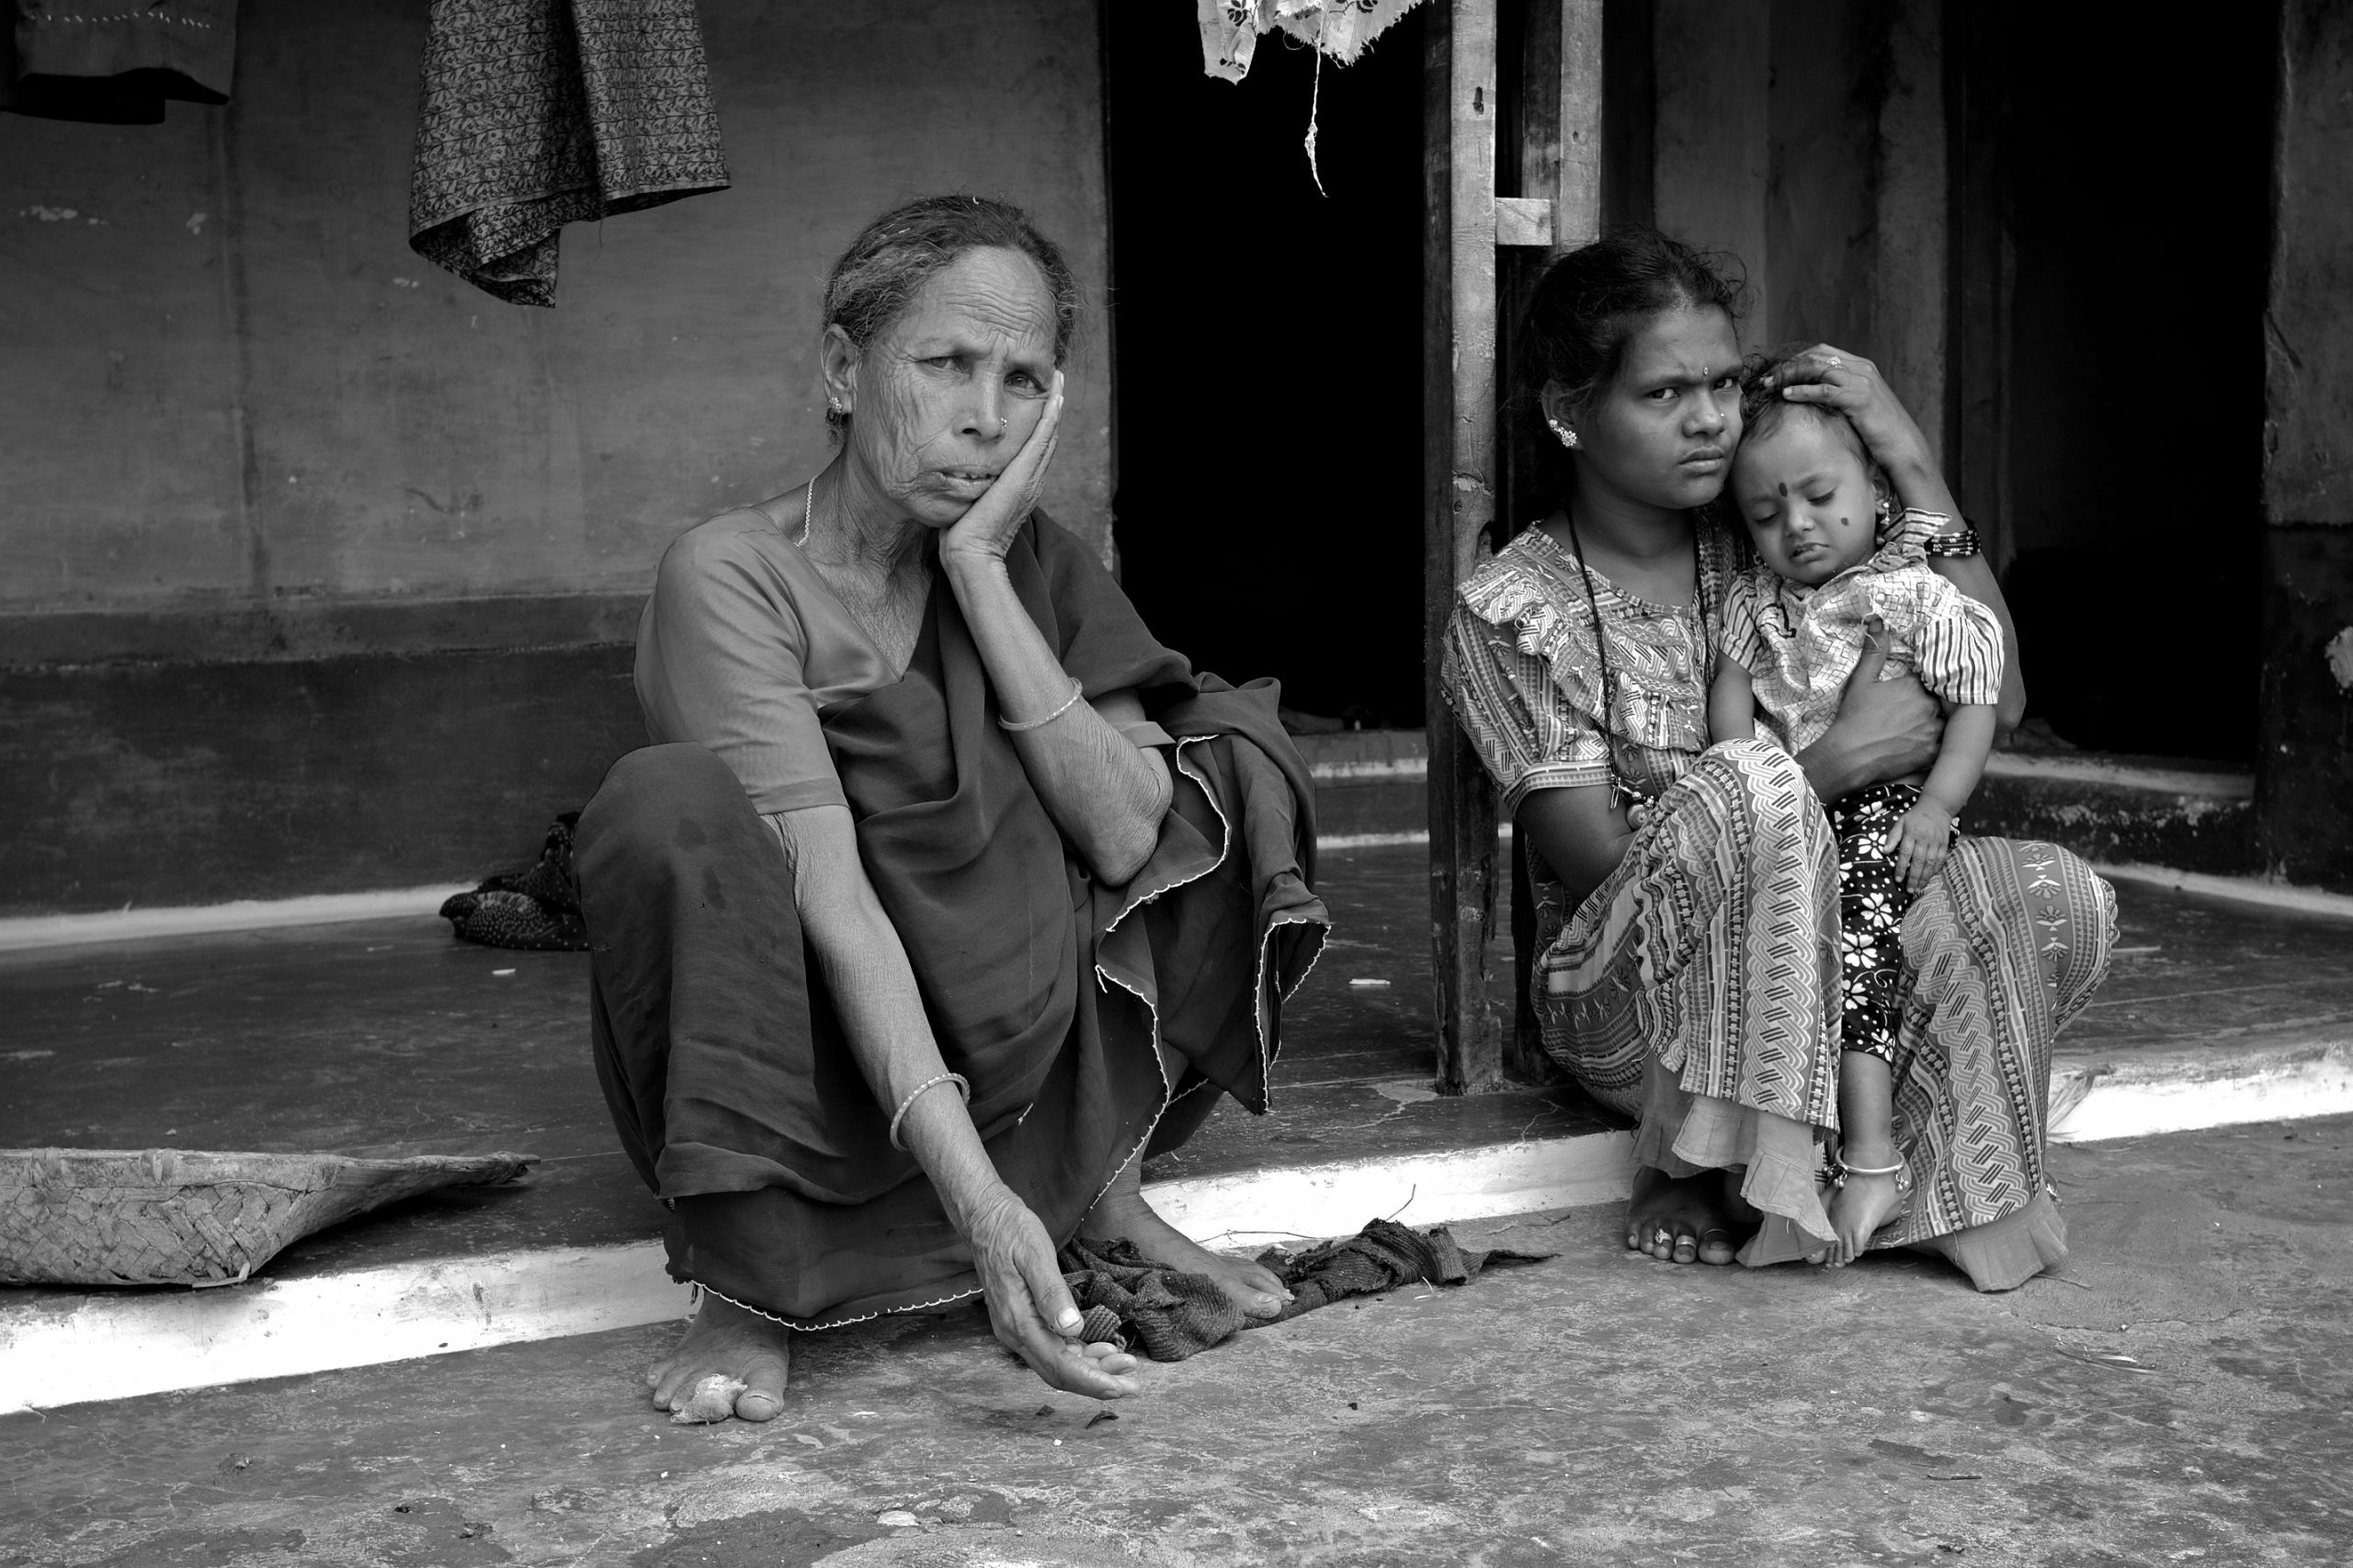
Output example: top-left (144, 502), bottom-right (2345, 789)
top-left (1623, 1165), bottom-right (1745, 1266)
top-left (1080, 1158), bottom-right (1291, 1318)
top-left (646, 1292), bottom-right (791, 1422)
top-left (1824, 1158), bottom-right (1905, 1267)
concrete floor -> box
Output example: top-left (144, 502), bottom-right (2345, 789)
top-left (4, 1113), bottom-right (2349, 1566)
top-left (5, 852), bottom-right (2351, 1563)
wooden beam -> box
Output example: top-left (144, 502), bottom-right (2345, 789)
top-left (1555, 0), bottom-right (1604, 250)
top-left (1495, 0), bottom-right (1600, 254)
top-left (1485, 0), bottom-right (1609, 1088)
top-left (1947, 0), bottom-right (2013, 574)
top-left (1425, 0), bottom-right (1502, 1096)
top-left (1495, 195), bottom-right (1554, 247)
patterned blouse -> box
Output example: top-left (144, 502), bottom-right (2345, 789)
top-left (1442, 521), bottom-right (1739, 814)
top-left (1719, 509), bottom-right (2005, 757)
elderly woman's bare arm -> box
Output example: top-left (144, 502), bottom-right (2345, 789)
top-left (772, 803), bottom-right (1139, 1401)
top-left (933, 377), bottom-right (1172, 883)
top-left (939, 554), bottom-right (1173, 883)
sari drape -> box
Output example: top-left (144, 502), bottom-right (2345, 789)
top-left (1526, 740), bottom-right (2113, 1290)
top-left (578, 517), bottom-right (1326, 1327)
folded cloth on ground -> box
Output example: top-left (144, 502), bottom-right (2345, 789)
top-left (1060, 1218), bottom-right (1553, 1362)
top-left (440, 812), bottom-right (589, 951)
top-left (408, 0), bottom-right (729, 305)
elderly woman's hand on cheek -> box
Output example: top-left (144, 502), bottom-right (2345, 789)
top-left (941, 370), bottom-right (1066, 571)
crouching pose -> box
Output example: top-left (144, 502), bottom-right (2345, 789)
top-left (1440, 229), bottom-right (2113, 1290)
top-left (580, 197), bottom-right (1324, 1419)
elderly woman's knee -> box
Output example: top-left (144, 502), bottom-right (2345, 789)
top-left (578, 744), bottom-right (765, 871)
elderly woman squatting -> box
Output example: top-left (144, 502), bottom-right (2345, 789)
top-left (579, 197), bottom-right (1323, 1418)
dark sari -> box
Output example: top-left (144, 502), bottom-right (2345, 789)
top-left (576, 517), bottom-right (1326, 1328)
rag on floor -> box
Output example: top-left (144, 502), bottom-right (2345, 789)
top-left (408, 0), bottom-right (728, 306)
top-left (440, 812), bottom-right (589, 951)
top-left (1060, 1218), bottom-right (1553, 1362)
top-left (1, 0), bottom-right (236, 123)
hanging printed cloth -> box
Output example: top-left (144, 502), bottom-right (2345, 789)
top-left (408, 0), bottom-right (728, 307)
top-left (0, 0), bottom-right (237, 124)
top-left (1195, 0), bottom-right (1426, 84)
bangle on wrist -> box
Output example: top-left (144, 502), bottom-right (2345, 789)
top-left (998, 677), bottom-right (1085, 733)
top-left (886, 1071), bottom-right (971, 1150)
top-left (1919, 513), bottom-right (1982, 558)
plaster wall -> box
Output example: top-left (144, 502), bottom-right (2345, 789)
top-left (0, 0), bottom-right (1112, 913)
top-left (1648, 0), bottom-right (1947, 454)
top-left (0, 0), bottom-right (1113, 661)
top-left (1651, 0), bottom-right (1770, 349)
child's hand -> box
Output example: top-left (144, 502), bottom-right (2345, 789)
top-left (1885, 797), bottom-right (1953, 892)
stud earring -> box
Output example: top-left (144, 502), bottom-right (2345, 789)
top-left (826, 396), bottom-right (847, 418)
top-left (1547, 417), bottom-right (1580, 450)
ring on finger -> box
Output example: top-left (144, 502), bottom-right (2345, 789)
top-left (1825, 355), bottom-right (1843, 368)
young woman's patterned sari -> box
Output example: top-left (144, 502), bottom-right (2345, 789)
top-left (1443, 524), bottom-right (2114, 1290)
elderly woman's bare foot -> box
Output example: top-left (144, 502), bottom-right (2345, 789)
top-left (1622, 1165), bottom-right (1745, 1266)
top-left (646, 1293), bottom-right (791, 1423)
top-left (1081, 1163), bottom-right (1291, 1319)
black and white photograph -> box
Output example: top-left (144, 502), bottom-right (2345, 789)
top-left (3, 2), bottom-right (2348, 1562)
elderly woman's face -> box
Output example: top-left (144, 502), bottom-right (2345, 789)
top-left (1561, 303), bottom-right (1743, 513)
top-left (842, 246), bottom-right (1059, 526)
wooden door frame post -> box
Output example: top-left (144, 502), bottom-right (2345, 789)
top-left (1427, 0), bottom-right (1605, 1094)
top-left (1425, 0), bottom-right (1503, 1095)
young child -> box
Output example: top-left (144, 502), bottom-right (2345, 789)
top-left (1708, 358), bottom-right (2006, 1268)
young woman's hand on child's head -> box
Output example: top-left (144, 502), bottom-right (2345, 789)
top-left (1756, 344), bottom-right (1932, 478)
top-left (1887, 796), bottom-right (1954, 892)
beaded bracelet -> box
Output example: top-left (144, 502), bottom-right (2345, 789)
top-left (887, 1071), bottom-right (972, 1150)
top-left (997, 677), bottom-right (1086, 733)
top-left (1919, 515), bottom-right (1982, 557)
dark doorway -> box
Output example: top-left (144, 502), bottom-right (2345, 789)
top-left (1103, 7), bottom-right (1427, 728)
top-left (1961, 5), bottom-right (2274, 761)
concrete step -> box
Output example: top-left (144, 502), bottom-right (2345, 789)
top-left (9, 1031), bottom-right (2351, 1415)
top-left (1297, 729), bottom-right (2261, 875)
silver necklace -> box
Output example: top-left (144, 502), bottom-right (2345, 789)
top-left (798, 478), bottom-right (815, 547)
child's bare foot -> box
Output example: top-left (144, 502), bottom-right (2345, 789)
top-left (1824, 1153), bottom-right (1905, 1267)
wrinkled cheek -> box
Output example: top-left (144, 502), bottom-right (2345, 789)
top-left (861, 372), bottom-right (953, 483)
